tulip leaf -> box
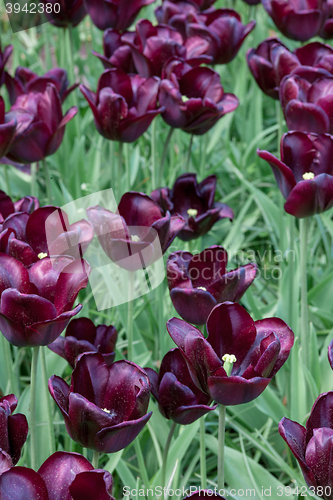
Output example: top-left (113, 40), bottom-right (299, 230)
top-left (254, 385), bottom-right (288, 424)
top-left (290, 338), bottom-right (308, 423)
top-left (116, 458), bottom-right (137, 492)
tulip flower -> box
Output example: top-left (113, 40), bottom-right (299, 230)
top-left (185, 9), bottom-right (256, 65)
top-left (5, 67), bottom-right (78, 105)
top-left (146, 348), bottom-right (216, 424)
top-left (279, 392), bottom-right (333, 495)
top-left (321, 0), bottom-right (333, 38)
top-left (279, 71), bottom-right (333, 134)
top-left (167, 302), bottom-right (294, 405)
top-left (167, 247), bottom-right (257, 325)
top-left (0, 253), bottom-right (90, 347)
top-left (93, 29), bottom-right (136, 73)
top-left (328, 339), bottom-right (333, 369)
top-left (258, 132), bottom-right (333, 218)
top-left (49, 353), bottom-right (152, 452)
top-left (87, 192), bottom-right (185, 271)
top-left (0, 190), bottom-right (39, 224)
top-left (262, 0), bottom-right (328, 42)
top-left (0, 205), bottom-right (93, 267)
top-left (83, 0), bottom-right (155, 31)
top-left (6, 84), bottom-right (77, 164)
top-left (120, 19), bottom-right (211, 78)
top-left (155, 1), bottom-right (199, 33)
top-left (0, 97), bottom-right (16, 160)
top-left (159, 65), bottom-right (239, 135)
top-left (80, 68), bottom-right (164, 143)
top-left (0, 42), bottom-right (13, 88)
top-left (0, 451), bottom-right (115, 499)
top-left (43, 0), bottom-right (87, 27)
top-left (0, 394), bottom-right (28, 465)
top-left (151, 173), bottom-right (233, 241)
top-left (48, 317), bottom-right (118, 368)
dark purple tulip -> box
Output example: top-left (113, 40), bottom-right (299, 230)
top-left (43, 0), bottom-right (87, 27)
top-left (151, 173), bottom-right (233, 241)
top-left (0, 190), bottom-right (38, 224)
top-left (5, 67), bottom-right (78, 105)
top-left (0, 97), bottom-right (16, 160)
top-left (121, 19), bottom-right (210, 78)
top-left (162, 0), bottom-right (217, 11)
top-left (83, 0), bottom-right (156, 31)
top-left (167, 302), bottom-right (294, 405)
top-left (279, 392), bottom-right (333, 496)
top-left (49, 352), bottom-right (152, 452)
top-left (279, 71), bottom-right (333, 134)
top-left (0, 451), bottom-right (114, 500)
top-left (155, 1), bottom-right (199, 33)
top-left (48, 317), bottom-right (118, 368)
top-left (0, 253), bottom-right (90, 347)
top-left (87, 192), bottom-right (185, 271)
top-left (6, 84), bottom-right (77, 164)
top-left (93, 29), bottom-right (136, 73)
top-left (294, 41), bottom-right (333, 73)
top-left (159, 65), bottom-right (239, 135)
top-left (185, 9), bottom-right (256, 65)
top-left (146, 348), bottom-right (216, 424)
top-left (0, 42), bottom-right (13, 88)
top-left (0, 394), bottom-right (28, 465)
top-left (167, 246), bottom-right (257, 325)
top-left (80, 68), bottom-right (163, 143)
top-left (262, 0), bottom-right (328, 42)
top-left (0, 205), bottom-right (93, 267)
top-left (258, 132), bottom-right (333, 218)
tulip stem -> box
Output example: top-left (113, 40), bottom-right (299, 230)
top-left (4, 165), bottom-right (11, 198)
top-left (40, 346), bottom-right (55, 455)
top-left (118, 142), bottom-right (123, 201)
top-left (30, 346), bottom-right (40, 470)
top-left (186, 135), bottom-right (194, 172)
top-left (200, 416), bottom-right (207, 489)
top-left (151, 117), bottom-right (157, 190)
top-left (276, 101), bottom-right (283, 153)
top-left (288, 215), bottom-right (296, 332)
top-left (42, 23), bottom-right (52, 71)
top-left (217, 404), bottom-right (226, 491)
top-left (300, 217), bottom-right (310, 368)
top-left (92, 450), bottom-right (99, 469)
top-left (3, 338), bottom-right (15, 394)
top-left (160, 128), bottom-right (174, 183)
top-left (42, 159), bottom-right (52, 205)
top-left (162, 421), bottom-right (177, 488)
top-left (127, 271), bottom-right (135, 361)
top-left (31, 163), bottom-right (38, 198)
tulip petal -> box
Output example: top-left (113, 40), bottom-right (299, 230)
top-left (118, 192), bottom-right (163, 227)
top-left (0, 467), bottom-right (49, 500)
top-left (48, 375), bottom-right (71, 419)
top-left (0, 288), bottom-right (58, 326)
top-left (284, 99), bottom-right (330, 134)
top-left (7, 413), bottom-right (28, 465)
top-left (170, 287), bottom-right (217, 325)
top-left (305, 392), bottom-right (333, 444)
top-left (69, 470), bottom-right (115, 500)
top-left (208, 373), bottom-right (270, 405)
top-left (53, 258), bottom-right (90, 314)
top-left (284, 173), bottom-right (333, 217)
top-left (257, 149), bottom-right (296, 199)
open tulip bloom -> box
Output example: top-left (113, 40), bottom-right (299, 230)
top-left (49, 352), bottom-right (152, 453)
top-left (0, 394), bottom-right (28, 466)
top-left (0, 42), bottom-right (13, 88)
top-left (83, 0), bottom-right (155, 31)
top-left (258, 131), bottom-right (333, 218)
top-left (0, 97), bottom-right (16, 160)
top-left (167, 302), bottom-right (294, 406)
top-left (279, 392), bottom-right (333, 496)
top-left (0, 450), bottom-right (115, 499)
top-left (167, 246), bottom-right (257, 325)
top-left (151, 173), bottom-right (233, 241)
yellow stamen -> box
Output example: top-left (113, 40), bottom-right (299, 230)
top-left (102, 408), bottom-right (110, 413)
top-left (197, 286), bottom-right (207, 291)
top-left (182, 95), bottom-right (190, 103)
top-left (187, 208), bottom-right (198, 218)
top-left (302, 172), bottom-right (315, 180)
top-left (38, 252), bottom-right (48, 259)
top-left (222, 354), bottom-right (237, 377)
top-left (131, 235), bottom-right (140, 242)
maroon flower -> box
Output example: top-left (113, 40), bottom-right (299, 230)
top-left (83, 0), bottom-right (156, 31)
top-left (159, 64), bottom-right (239, 135)
top-left (93, 29), bottom-right (136, 73)
top-left (5, 67), bottom-right (78, 105)
top-left (155, 1), bottom-right (199, 33)
top-left (279, 392), bottom-right (333, 496)
top-left (6, 84), bottom-right (77, 164)
top-left (87, 192), bottom-right (185, 271)
top-left (120, 19), bottom-right (211, 78)
top-left (167, 302), bottom-right (294, 405)
top-left (0, 451), bottom-right (115, 499)
top-left (48, 317), bottom-right (118, 368)
top-left (262, 0), bottom-right (328, 42)
top-left (0, 394), bottom-right (28, 465)
top-left (167, 246), bottom-right (257, 325)
top-left (49, 353), bottom-right (152, 452)
top-left (0, 253), bottom-right (90, 347)
top-left (80, 68), bottom-right (164, 143)
top-left (321, 0), bottom-right (333, 38)
top-left (0, 191), bottom-right (39, 225)
top-left (185, 8), bottom-right (256, 65)
top-left (0, 205), bottom-right (93, 267)
top-left (0, 97), bottom-right (16, 160)
top-left (146, 348), bottom-right (216, 424)
top-left (43, 0), bottom-right (87, 27)
top-left (279, 71), bottom-right (333, 134)
top-left (151, 173), bottom-right (233, 241)
top-left (0, 43), bottom-right (12, 88)
top-left (258, 132), bottom-right (333, 218)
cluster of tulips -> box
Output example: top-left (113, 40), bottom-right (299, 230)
top-left (2, 0), bottom-right (333, 498)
